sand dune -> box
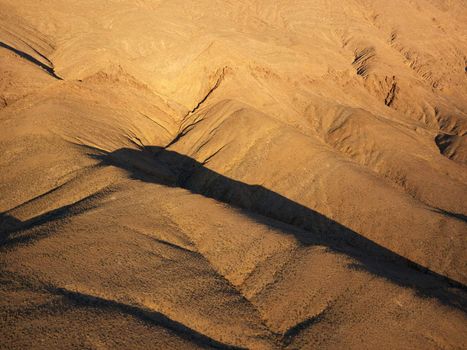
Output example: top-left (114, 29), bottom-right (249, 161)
top-left (0, 1), bottom-right (466, 349)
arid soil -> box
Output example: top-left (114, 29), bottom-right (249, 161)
top-left (0, 1), bottom-right (466, 349)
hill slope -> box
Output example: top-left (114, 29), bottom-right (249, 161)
top-left (1, 1), bottom-right (466, 349)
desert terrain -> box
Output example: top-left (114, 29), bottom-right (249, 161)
top-left (0, 0), bottom-right (466, 349)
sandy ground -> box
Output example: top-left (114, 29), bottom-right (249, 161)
top-left (0, 1), bottom-right (466, 349)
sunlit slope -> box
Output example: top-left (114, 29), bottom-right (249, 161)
top-left (1, 0), bottom-right (466, 349)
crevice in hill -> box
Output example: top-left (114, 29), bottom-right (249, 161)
top-left (188, 67), bottom-right (226, 116)
top-left (435, 133), bottom-right (453, 155)
top-left (384, 78), bottom-right (398, 107)
top-left (201, 144), bottom-right (228, 165)
top-left (432, 208), bottom-right (467, 224)
top-left (435, 132), bottom-right (466, 164)
top-left (138, 112), bottom-right (172, 136)
top-left (165, 67), bottom-right (228, 149)
top-left (0, 41), bottom-right (62, 80)
top-left (164, 116), bottom-right (206, 149)
top-left (352, 47), bottom-right (376, 77)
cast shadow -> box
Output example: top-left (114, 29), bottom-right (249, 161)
top-left (0, 193), bottom-right (101, 247)
top-left (90, 146), bottom-right (466, 311)
top-left (0, 41), bottom-right (61, 79)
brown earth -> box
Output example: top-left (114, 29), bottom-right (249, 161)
top-left (0, 1), bottom-right (466, 349)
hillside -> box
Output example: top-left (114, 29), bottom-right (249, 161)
top-left (0, 1), bottom-right (466, 349)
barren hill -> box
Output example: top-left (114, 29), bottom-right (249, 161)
top-left (0, 1), bottom-right (466, 349)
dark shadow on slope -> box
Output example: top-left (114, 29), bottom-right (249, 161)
top-left (0, 269), bottom-right (246, 350)
top-left (89, 146), bottom-right (466, 312)
top-left (0, 41), bottom-right (62, 79)
top-left (52, 287), bottom-right (246, 350)
top-left (0, 208), bottom-right (72, 248)
top-left (432, 208), bottom-right (467, 224)
top-left (0, 213), bottom-right (22, 237)
top-left (0, 191), bottom-right (107, 248)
